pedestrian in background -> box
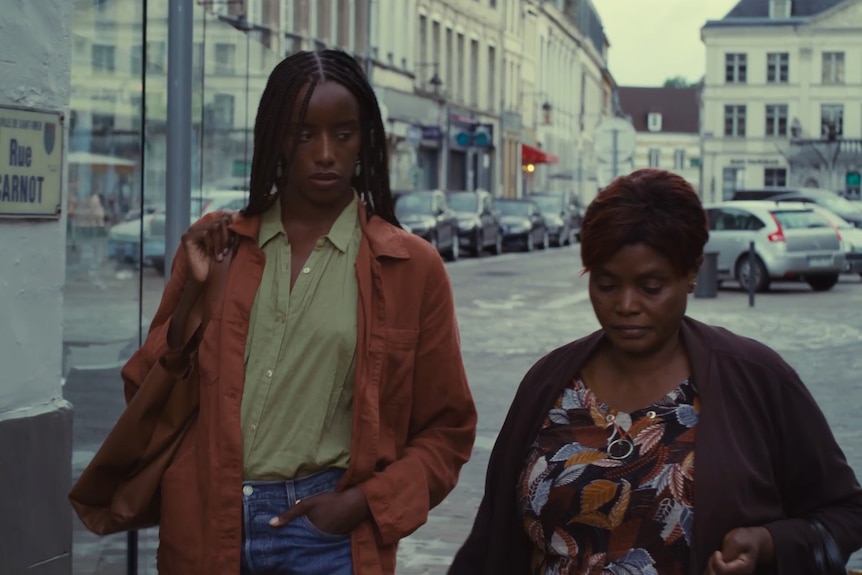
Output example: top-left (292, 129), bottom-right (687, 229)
top-left (449, 168), bottom-right (862, 575)
top-left (122, 49), bottom-right (477, 575)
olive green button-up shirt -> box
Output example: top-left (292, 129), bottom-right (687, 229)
top-left (241, 198), bottom-right (360, 480)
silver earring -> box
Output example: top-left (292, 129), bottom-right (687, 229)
top-left (355, 161), bottom-right (361, 177)
top-left (276, 161), bottom-right (283, 179)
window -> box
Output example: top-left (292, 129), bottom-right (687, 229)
top-left (766, 53), bottom-right (789, 83)
top-left (445, 28), bottom-right (453, 94)
top-left (418, 16), bottom-right (427, 72)
top-left (488, 46), bottom-right (496, 110)
top-left (470, 40), bottom-right (479, 107)
top-left (130, 44), bottom-right (142, 75)
top-left (724, 105), bottom-right (746, 137)
top-left (764, 168), bottom-right (787, 187)
top-left (456, 33), bottom-right (464, 101)
top-left (769, 0), bottom-right (791, 18)
top-left (822, 52), bottom-right (845, 84)
top-left (91, 44), bottom-right (115, 74)
top-left (317, 0), bottom-right (330, 43)
top-left (90, 93), bottom-right (116, 134)
top-left (337, 0), bottom-right (350, 48)
top-left (146, 41), bottom-right (166, 74)
top-left (192, 42), bottom-right (203, 73)
top-left (821, 104), bottom-right (844, 138)
top-left (722, 167), bottom-right (744, 200)
top-left (648, 149), bottom-right (660, 167)
top-left (765, 105), bottom-right (788, 137)
top-left (432, 21), bottom-right (440, 62)
top-left (709, 208), bottom-right (764, 231)
top-left (725, 53), bottom-right (747, 83)
top-left (214, 43), bottom-right (236, 75)
top-left (673, 149), bottom-right (686, 170)
top-left (212, 94), bottom-right (234, 129)
top-left (647, 113), bottom-right (662, 132)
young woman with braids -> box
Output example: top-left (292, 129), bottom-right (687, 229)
top-left (121, 50), bottom-right (477, 574)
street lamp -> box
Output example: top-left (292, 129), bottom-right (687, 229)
top-left (416, 61), bottom-right (443, 95)
top-left (541, 101), bottom-right (553, 125)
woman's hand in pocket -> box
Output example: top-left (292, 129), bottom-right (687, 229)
top-left (269, 485), bottom-right (370, 535)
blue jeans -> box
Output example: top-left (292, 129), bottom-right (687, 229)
top-left (240, 468), bottom-right (353, 575)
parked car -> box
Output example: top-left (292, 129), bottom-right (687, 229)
top-left (394, 190), bottom-right (460, 261)
top-left (530, 193), bottom-right (581, 246)
top-left (731, 187), bottom-right (862, 228)
top-left (704, 201), bottom-right (845, 292)
top-left (447, 190), bottom-right (504, 256)
top-left (811, 205), bottom-right (862, 276)
top-left (108, 190), bottom-right (248, 274)
top-left (497, 198), bottom-right (549, 252)
top-left (107, 211), bottom-right (167, 273)
top-left (194, 189), bottom-right (248, 216)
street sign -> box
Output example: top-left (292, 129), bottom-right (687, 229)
top-left (847, 171), bottom-right (861, 188)
top-left (406, 125), bottom-right (422, 148)
top-left (0, 104), bottom-right (64, 219)
top-left (594, 118), bottom-right (636, 164)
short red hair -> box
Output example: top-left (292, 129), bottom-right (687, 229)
top-left (580, 169), bottom-right (709, 277)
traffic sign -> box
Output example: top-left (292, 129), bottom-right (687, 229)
top-left (594, 118), bottom-right (636, 164)
top-left (847, 171), bottom-right (861, 188)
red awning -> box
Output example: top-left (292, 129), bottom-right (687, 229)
top-left (521, 143), bottom-right (559, 165)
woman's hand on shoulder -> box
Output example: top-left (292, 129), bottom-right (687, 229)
top-left (181, 211), bottom-right (239, 285)
top-left (704, 527), bottom-right (774, 575)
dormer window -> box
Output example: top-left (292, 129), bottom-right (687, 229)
top-left (648, 113), bottom-right (662, 132)
top-left (770, 0), bottom-right (791, 18)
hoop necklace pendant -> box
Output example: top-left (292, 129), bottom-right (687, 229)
top-left (605, 413), bottom-right (635, 460)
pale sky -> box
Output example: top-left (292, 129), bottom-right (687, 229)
top-left (594, 0), bottom-right (741, 87)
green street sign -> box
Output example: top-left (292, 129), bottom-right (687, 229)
top-left (847, 171), bottom-right (861, 187)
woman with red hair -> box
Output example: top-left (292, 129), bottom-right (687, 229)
top-left (450, 169), bottom-right (862, 575)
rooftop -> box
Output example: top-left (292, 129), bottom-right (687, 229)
top-left (703, 0), bottom-right (847, 28)
top-left (617, 86), bottom-right (700, 134)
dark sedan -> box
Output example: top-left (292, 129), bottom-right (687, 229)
top-left (447, 190), bottom-right (504, 256)
top-left (497, 199), bottom-right (548, 252)
top-left (395, 190), bottom-right (460, 261)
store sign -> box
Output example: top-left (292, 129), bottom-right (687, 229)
top-left (729, 158), bottom-right (781, 166)
top-left (0, 105), bottom-right (63, 219)
top-left (450, 123), bottom-right (494, 149)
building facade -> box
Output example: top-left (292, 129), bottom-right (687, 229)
top-left (618, 86), bottom-right (701, 191)
top-left (701, 0), bottom-right (862, 202)
top-left (521, 0), bottom-right (615, 205)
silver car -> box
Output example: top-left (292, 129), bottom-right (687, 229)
top-left (704, 201), bottom-right (845, 292)
top-left (810, 205), bottom-right (862, 277)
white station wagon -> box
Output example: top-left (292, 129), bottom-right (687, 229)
top-left (703, 201), bottom-right (845, 292)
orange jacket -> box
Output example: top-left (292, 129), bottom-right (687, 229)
top-left (121, 205), bottom-right (477, 574)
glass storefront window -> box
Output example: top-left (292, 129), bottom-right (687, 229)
top-left (65, 1), bottom-right (277, 571)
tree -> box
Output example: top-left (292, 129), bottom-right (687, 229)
top-left (663, 76), bottom-right (694, 88)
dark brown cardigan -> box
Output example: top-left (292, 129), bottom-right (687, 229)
top-left (449, 317), bottom-right (862, 574)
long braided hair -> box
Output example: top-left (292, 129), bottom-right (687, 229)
top-left (243, 50), bottom-right (397, 225)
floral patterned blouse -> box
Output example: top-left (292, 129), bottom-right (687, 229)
top-left (517, 377), bottom-right (699, 575)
